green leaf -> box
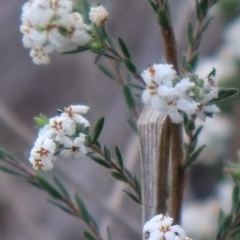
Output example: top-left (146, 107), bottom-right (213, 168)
top-left (222, 214), bottom-right (233, 235)
top-left (34, 113), bottom-right (49, 128)
top-left (0, 148), bottom-right (15, 161)
top-left (218, 209), bottom-right (225, 227)
top-left (157, 7), bottom-right (170, 29)
top-left (187, 22), bottom-right (195, 47)
top-left (122, 189), bottom-right (141, 204)
top-left (183, 145), bottom-right (206, 169)
top-left (232, 185), bottom-right (240, 214)
top-left (230, 227), bottom-right (240, 238)
top-left (111, 172), bottom-right (128, 183)
top-left (210, 88), bottom-right (238, 103)
top-left (200, 17), bottom-right (214, 35)
top-left (123, 85), bottom-right (136, 110)
top-left (192, 126), bottom-right (204, 143)
top-left (91, 117), bottom-right (105, 144)
top-left (98, 64), bottom-right (116, 81)
top-left (187, 53), bottom-right (199, 71)
top-left (118, 37), bottom-right (131, 59)
top-left (62, 45), bottom-right (90, 54)
top-left (0, 166), bottom-right (27, 177)
top-left (124, 58), bottom-right (137, 74)
top-left (115, 146), bottom-right (124, 170)
top-left (48, 200), bottom-right (75, 216)
top-left (53, 176), bottom-right (71, 201)
top-left (37, 176), bottom-right (63, 200)
top-left (103, 26), bottom-right (116, 50)
top-left (94, 47), bottom-right (107, 64)
top-left (199, 0), bottom-right (209, 18)
top-left (103, 146), bottom-right (111, 162)
top-left (75, 194), bottom-right (91, 223)
top-left (127, 118), bottom-right (138, 134)
top-left (83, 231), bottom-right (97, 240)
top-left (87, 153), bottom-right (112, 169)
top-left (134, 176), bottom-right (141, 197)
top-left (148, 0), bottom-right (158, 13)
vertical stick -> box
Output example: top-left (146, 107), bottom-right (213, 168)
top-left (137, 103), bottom-right (169, 223)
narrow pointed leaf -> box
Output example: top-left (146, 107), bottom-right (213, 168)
top-left (53, 176), bottom-right (71, 201)
top-left (211, 88), bottom-right (238, 103)
top-left (127, 83), bottom-right (145, 90)
top-left (87, 153), bottom-right (112, 169)
top-left (124, 58), bottom-right (137, 73)
top-left (111, 172), bottom-right (128, 183)
top-left (118, 37), bottom-right (131, 59)
top-left (127, 118), bottom-right (138, 134)
top-left (48, 200), bottom-right (75, 216)
top-left (103, 146), bottom-right (111, 162)
top-left (115, 146), bottom-right (124, 170)
top-left (91, 117), bottom-right (105, 144)
top-left (37, 176), bottom-right (63, 200)
top-left (62, 45), bottom-right (90, 54)
top-left (183, 145), bottom-right (206, 169)
top-left (75, 194), bottom-right (91, 223)
top-left (123, 85), bottom-right (136, 110)
top-left (98, 64), bottom-right (116, 81)
top-left (0, 166), bottom-right (27, 177)
top-left (122, 189), bottom-right (141, 204)
top-left (200, 17), bottom-right (214, 35)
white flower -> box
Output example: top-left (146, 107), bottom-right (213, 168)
top-left (20, 0), bottom-right (91, 64)
top-left (143, 214), bottom-right (189, 240)
top-left (89, 6), bottom-right (109, 25)
top-left (29, 104), bottom-right (89, 170)
top-left (60, 133), bottom-right (87, 158)
top-left (29, 138), bottom-right (56, 170)
top-left (62, 105), bottom-right (90, 127)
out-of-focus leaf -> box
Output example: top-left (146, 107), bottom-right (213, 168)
top-left (111, 172), bottom-right (128, 183)
top-left (115, 146), bottom-right (124, 170)
top-left (48, 200), bottom-right (75, 216)
top-left (37, 176), bottom-right (63, 200)
top-left (103, 146), bottom-right (111, 162)
top-left (98, 64), bottom-right (117, 81)
top-left (53, 176), bottom-right (71, 201)
top-left (123, 85), bottom-right (136, 110)
top-left (122, 189), bottom-right (141, 204)
top-left (183, 145), bottom-right (206, 169)
top-left (187, 22), bottom-right (194, 47)
top-left (83, 231), bottom-right (97, 240)
top-left (87, 153), bottom-right (112, 169)
top-left (75, 194), bottom-right (91, 223)
top-left (118, 37), bottom-right (131, 59)
top-left (0, 166), bottom-right (27, 177)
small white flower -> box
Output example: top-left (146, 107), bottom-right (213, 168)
top-left (143, 214), bottom-right (189, 240)
top-left (60, 133), bottom-right (87, 158)
top-left (89, 6), bottom-right (109, 25)
top-left (62, 105), bottom-right (90, 127)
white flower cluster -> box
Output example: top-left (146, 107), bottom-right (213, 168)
top-left (89, 6), bottom-right (109, 25)
top-left (20, 0), bottom-right (109, 64)
top-left (29, 105), bottom-right (89, 171)
top-left (143, 214), bottom-right (191, 240)
top-left (142, 64), bottom-right (219, 123)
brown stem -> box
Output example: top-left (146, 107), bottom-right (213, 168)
top-left (170, 123), bottom-right (184, 223)
top-left (158, 1), bottom-right (184, 223)
top-left (156, 116), bottom-right (171, 214)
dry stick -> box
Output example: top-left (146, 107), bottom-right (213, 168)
top-left (158, 1), bottom-right (184, 223)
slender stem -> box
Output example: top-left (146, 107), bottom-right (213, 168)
top-left (170, 124), bottom-right (184, 223)
top-left (157, 0), bottom-right (184, 223)
top-left (88, 144), bottom-right (141, 202)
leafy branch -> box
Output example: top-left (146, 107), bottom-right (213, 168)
top-left (0, 148), bottom-right (104, 240)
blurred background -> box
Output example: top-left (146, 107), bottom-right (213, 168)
top-left (0, 0), bottom-right (239, 239)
